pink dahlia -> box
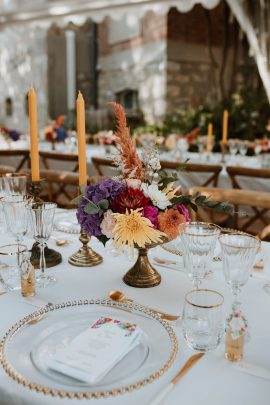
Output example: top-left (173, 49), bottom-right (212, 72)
top-left (177, 204), bottom-right (190, 222)
top-left (142, 206), bottom-right (159, 228)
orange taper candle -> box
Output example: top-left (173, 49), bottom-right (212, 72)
top-left (207, 122), bottom-right (213, 154)
top-left (28, 87), bottom-right (40, 181)
top-left (222, 110), bottom-right (229, 144)
top-left (76, 91), bottom-right (87, 186)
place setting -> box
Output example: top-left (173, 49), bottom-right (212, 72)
top-left (1, 2), bottom-right (270, 403)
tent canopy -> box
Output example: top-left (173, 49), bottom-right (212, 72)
top-left (0, 0), bottom-right (220, 27)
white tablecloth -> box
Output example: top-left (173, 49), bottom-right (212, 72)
top-left (0, 222), bottom-right (270, 405)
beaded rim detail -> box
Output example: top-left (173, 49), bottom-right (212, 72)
top-left (0, 299), bottom-right (178, 399)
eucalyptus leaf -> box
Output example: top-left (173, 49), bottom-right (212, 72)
top-left (84, 201), bottom-right (100, 215)
top-left (71, 194), bottom-right (83, 205)
top-left (98, 199), bottom-right (109, 210)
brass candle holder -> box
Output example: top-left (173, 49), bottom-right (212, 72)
top-left (68, 229), bottom-right (103, 267)
top-left (29, 180), bottom-right (62, 269)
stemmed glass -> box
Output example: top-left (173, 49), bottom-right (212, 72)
top-left (27, 202), bottom-right (57, 288)
top-left (239, 141), bottom-right (248, 157)
top-left (179, 222), bottom-right (220, 288)
top-left (0, 176), bottom-right (7, 233)
top-left (1, 195), bottom-right (33, 286)
top-left (219, 233), bottom-right (260, 313)
top-left (219, 233), bottom-right (260, 348)
top-left (3, 173), bottom-right (28, 195)
top-left (182, 289), bottom-right (224, 352)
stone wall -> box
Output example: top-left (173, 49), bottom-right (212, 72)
top-left (0, 26), bottom-right (48, 133)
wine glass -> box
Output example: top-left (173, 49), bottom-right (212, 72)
top-left (239, 141), bottom-right (248, 157)
top-left (1, 195), bottom-right (33, 287)
top-left (182, 288), bottom-right (224, 352)
top-left (0, 176), bottom-right (7, 233)
top-left (179, 222), bottom-right (220, 288)
top-left (27, 202), bottom-right (57, 288)
top-left (219, 233), bottom-right (260, 311)
top-left (3, 173), bottom-right (28, 195)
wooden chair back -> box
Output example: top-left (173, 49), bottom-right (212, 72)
top-left (0, 150), bottom-right (30, 172)
top-left (188, 186), bottom-right (270, 235)
top-left (226, 166), bottom-right (270, 230)
top-left (0, 165), bottom-right (16, 175)
top-left (160, 161), bottom-right (222, 188)
top-left (39, 151), bottom-right (79, 173)
top-left (92, 157), bottom-right (116, 176)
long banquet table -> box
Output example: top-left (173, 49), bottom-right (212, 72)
top-left (0, 214), bottom-right (270, 405)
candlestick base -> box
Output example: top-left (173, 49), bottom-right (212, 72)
top-left (31, 242), bottom-right (62, 269)
top-left (68, 230), bottom-right (103, 267)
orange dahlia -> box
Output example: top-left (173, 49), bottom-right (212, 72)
top-left (158, 208), bottom-right (185, 240)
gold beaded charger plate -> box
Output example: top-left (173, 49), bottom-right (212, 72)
top-left (0, 299), bottom-right (178, 400)
top-left (54, 210), bottom-right (80, 234)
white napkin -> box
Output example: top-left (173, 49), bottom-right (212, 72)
top-left (47, 317), bottom-right (142, 384)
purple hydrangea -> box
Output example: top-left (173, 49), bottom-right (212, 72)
top-left (77, 179), bottom-right (126, 236)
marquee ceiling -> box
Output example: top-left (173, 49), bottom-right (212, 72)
top-left (0, 0), bottom-right (221, 28)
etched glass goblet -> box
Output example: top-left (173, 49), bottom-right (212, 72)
top-left (179, 222), bottom-right (220, 289)
top-left (27, 202), bottom-right (57, 288)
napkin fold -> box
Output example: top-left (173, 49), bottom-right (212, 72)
top-left (47, 317), bottom-right (142, 384)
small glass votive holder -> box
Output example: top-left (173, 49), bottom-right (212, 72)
top-left (20, 250), bottom-right (36, 297)
top-left (0, 244), bottom-right (27, 291)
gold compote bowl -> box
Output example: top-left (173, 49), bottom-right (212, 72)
top-left (123, 238), bottom-right (168, 288)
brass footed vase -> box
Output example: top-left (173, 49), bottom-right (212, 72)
top-left (123, 241), bottom-right (165, 288)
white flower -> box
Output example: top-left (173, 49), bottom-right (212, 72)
top-left (126, 179), bottom-right (141, 189)
top-left (100, 210), bottom-right (116, 238)
top-left (141, 183), bottom-right (171, 210)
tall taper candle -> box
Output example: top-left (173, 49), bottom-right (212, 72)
top-left (207, 123), bottom-right (213, 155)
top-left (222, 110), bottom-right (229, 144)
top-left (76, 91), bottom-right (87, 186)
top-left (28, 88), bottom-right (40, 181)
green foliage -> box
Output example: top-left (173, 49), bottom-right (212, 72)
top-left (133, 83), bottom-right (270, 142)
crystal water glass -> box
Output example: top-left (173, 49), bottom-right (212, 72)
top-left (27, 202), bottom-right (57, 288)
top-left (179, 222), bottom-right (220, 288)
top-left (219, 233), bottom-right (260, 313)
top-left (3, 173), bottom-right (28, 195)
top-left (0, 176), bottom-right (7, 233)
top-left (239, 141), bottom-right (248, 157)
top-left (182, 289), bottom-right (224, 352)
top-left (1, 195), bottom-right (33, 287)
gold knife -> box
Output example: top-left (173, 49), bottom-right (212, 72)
top-left (150, 353), bottom-right (204, 405)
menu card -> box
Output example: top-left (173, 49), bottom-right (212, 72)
top-left (47, 317), bottom-right (142, 384)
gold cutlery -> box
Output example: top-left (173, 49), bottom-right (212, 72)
top-left (0, 291), bottom-right (7, 296)
top-left (108, 290), bottom-right (180, 321)
top-left (150, 353), bottom-right (204, 405)
top-left (154, 257), bottom-right (177, 265)
top-left (254, 259), bottom-right (264, 270)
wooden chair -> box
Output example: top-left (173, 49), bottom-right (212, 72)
top-left (39, 151), bottom-right (79, 173)
top-left (0, 165), bottom-right (16, 175)
top-left (22, 168), bottom-right (80, 208)
top-left (226, 166), bottom-right (270, 230)
top-left (0, 150), bottom-right (30, 172)
top-left (91, 157), bottom-right (116, 176)
top-left (188, 186), bottom-right (270, 235)
top-left (160, 161), bottom-right (223, 188)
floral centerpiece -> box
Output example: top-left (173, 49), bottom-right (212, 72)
top-left (0, 127), bottom-right (20, 141)
top-left (75, 103), bottom-right (232, 287)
